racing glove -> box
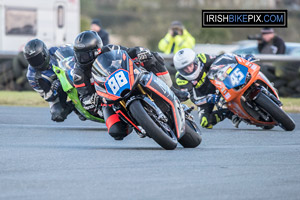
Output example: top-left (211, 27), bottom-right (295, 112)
top-left (50, 79), bottom-right (61, 97)
top-left (206, 94), bottom-right (220, 104)
top-left (137, 49), bottom-right (153, 63)
top-left (43, 79), bottom-right (61, 102)
top-left (171, 86), bottom-right (190, 102)
top-left (239, 54), bottom-right (259, 62)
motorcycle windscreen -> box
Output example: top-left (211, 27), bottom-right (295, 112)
top-left (55, 45), bottom-right (76, 84)
top-left (54, 45), bottom-right (74, 61)
top-left (209, 54), bottom-right (248, 90)
top-left (208, 54), bottom-right (238, 81)
top-left (92, 50), bottom-right (124, 77)
top-left (56, 57), bottom-right (75, 87)
top-left (92, 50), bottom-right (135, 97)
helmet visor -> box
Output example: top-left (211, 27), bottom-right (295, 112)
top-left (75, 50), bottom-right (95, 65)
top-left (27, 52), bottom-right (46, 67)
top-left (178, 57), bottom-right (202, 77)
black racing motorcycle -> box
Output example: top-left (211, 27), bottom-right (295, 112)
top-left (92, 50), bottom-right (202, 150)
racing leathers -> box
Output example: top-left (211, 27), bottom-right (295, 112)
top-left (175, 53), bottom-right (231, 129)
top-left (73, 44), bottom-right (181, 140)
top-left (26, 47), bottom-right (74, 122)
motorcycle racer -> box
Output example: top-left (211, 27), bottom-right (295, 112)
top-left (72, 30), bottom-right (189, 140)
top-left (24, 39), bottom-right (74, 122)
top-left (173, 48), bottom-right (254, 129)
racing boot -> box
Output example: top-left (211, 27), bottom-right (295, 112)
top-left (231, 114), bottom-right (242, 128)
top-left (171, 86), bottom-right (190, 102)
top-left (63, 101), bottom-right (75, 118)
top-left (50, 101), bottom-right (74, 122)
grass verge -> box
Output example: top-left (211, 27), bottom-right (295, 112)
top-left (280, 98), bottom-right (300, 113)
top-left (0, 91), bottom-right (299, 113)
top-left (0, 91), bottom-right (48, 107)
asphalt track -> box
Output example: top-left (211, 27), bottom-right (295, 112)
top-left (0, 106), bottom-right (300, 200)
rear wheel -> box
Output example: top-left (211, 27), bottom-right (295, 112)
top-left (178, 120), bottom-right (202, 148)
top-left (129, 100), bottom-right (178, 150)
top-left (254, 92), bottom-right (295, 131)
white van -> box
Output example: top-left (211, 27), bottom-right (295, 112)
top-left (0, 0), bottom-right (80, 54)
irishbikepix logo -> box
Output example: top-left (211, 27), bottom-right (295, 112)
top-left (202, 10), bottom-right (287, 27)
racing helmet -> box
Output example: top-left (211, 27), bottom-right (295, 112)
top-left (23, 39), bottom-right (50, 71)
top-left (73, 30), bottom-right (103, 66)
top-left (173, 48), bottom-right (202, 81)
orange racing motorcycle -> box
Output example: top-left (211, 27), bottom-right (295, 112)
top-left (208, 54), bottom-right (295, 131)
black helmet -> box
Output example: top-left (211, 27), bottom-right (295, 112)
top-left (23, 39), bottom-right (50, 71)
top-left (73, 30), bottom-right (103, 65)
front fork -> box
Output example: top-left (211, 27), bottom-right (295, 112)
top-left (137, 84), bottom-right (153, 101)
top-left (246, 85), bottom-right (282, 121)
top-left (253, 86), bottom-right (282, 107)
top-left (115, 84), bottom-right (168, 135)
top-left (118, 84), bottom-right (153, 111)
top-left (181, 104), bottom-right (194, 121)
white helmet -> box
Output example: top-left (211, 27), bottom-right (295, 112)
top-left (173, 48), bottom-right (203, 81)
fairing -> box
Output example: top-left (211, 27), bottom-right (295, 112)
top-left (53, 52), bottom-right (104, 123)
top-left (92, 50), bottom-right (140, 102)
top-left (209, 54), bottom-right (278, 126)
top-left (140, 73), bottom-right (185, 139)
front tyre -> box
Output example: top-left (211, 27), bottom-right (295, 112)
top-left (254, 92), bottom-right (295, 131)
top-left (261, 125), bottom-right (274, 130)
top-left (178, 120), bottom-right (202, 148)
top-left (129, 100), bottom-right (178, 150)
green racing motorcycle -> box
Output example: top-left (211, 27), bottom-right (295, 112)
top-left (52, 45), bottom-right (104, 123)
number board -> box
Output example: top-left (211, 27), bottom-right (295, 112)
top-left (105, 69), bottom-right (131, 97)
top-left (223, 64), bottom-right (248, 89)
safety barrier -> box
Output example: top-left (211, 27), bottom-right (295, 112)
top-left (0, 51), bottom-right (300, 97)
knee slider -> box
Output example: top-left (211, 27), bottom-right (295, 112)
top-left (105, 112), bottom-right (130, 140)
top-left (108, 122), bottom-right (129, 140)
top-left (50, 103), bottom-right (67, 122)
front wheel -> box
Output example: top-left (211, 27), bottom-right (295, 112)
top-left (254, 92), bottom-right (295, 131)
top-left (129, 100), bottom-right (178, 150)
top-left (178, 120), bottom-right (202, 148)
top-left (261, 125), bottom-right (274, 130)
